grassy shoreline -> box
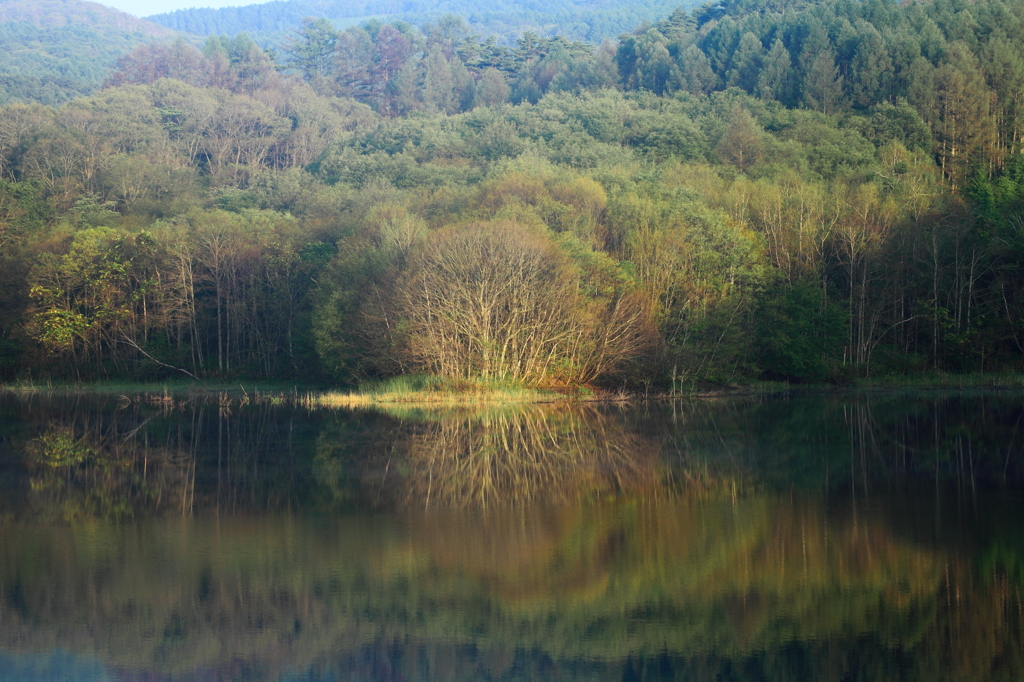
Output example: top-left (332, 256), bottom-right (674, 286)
top-left (4, 372), bottom-right (1024, 407)
top-left (0, 375), bottom-right (572, 407)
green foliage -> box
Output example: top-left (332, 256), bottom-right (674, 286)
top-left (2, 1), bottom-right (1024, 384)
top-left (27, 227), bottom-right (158, 373)
top-left (147, 0), bottom-right (699, 46)
top-left (0, 8), bottom-right (164, 105)
top-left (857, 100), bottom-right (933, 151)
top-left (312, 234), bottom-right (400, 383)
top-left (755, 281), bottom-right (847, 382)
top-left (281, 17), bottom-right (339, 82)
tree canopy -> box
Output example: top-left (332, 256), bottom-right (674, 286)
top-left (2, 0), bottom-right (1024, 385)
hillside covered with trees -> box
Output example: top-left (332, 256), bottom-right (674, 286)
top-left (2, 0), bottom-right (1024, 387)
top-left (146, 0), bottom-right (698, 47)
top-left (0, 0), bottom-right (174, 105)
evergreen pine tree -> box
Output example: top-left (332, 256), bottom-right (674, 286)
top-left (803, 51), bottom-right (845, 114)
top-left (281, 17), bottom-right (338, 82)
top-left (727, 32), bottom-right (764, 94)
top-left (757, 39), bottom-right (793, 103)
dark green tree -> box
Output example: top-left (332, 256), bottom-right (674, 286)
top-left (727, 32), bottom-right (764, 93)
top-left (803, 50), bottom-right (845, 115)
top-left (282, 17), bottom-right (338, 83)
top-left (756, 39), bottom-right (793, 104)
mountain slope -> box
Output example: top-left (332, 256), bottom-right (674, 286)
top-left (0, 0), bottom-right (177, 105)
top-left (0, 0), bottom-right (172, 36)
top-left (146, 0), bottom-right (696, 45)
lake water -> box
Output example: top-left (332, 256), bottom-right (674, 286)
top-left (0, 390), bottom-right (1022, 681)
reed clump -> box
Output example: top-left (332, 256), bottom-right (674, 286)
top-left (302, 374), bottom-right (566, 408)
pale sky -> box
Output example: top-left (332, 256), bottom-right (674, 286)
top-left (100, 0), bottom-right (267, 18)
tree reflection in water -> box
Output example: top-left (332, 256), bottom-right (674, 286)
top-left (363, 405), bottom-right (666, 508)
top-left (0, 391), bottom-right (1021, 680)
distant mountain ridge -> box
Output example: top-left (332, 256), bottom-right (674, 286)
top-left (0, 0), bottom-right (176, 105)
top-left (145, 0), bottom-right (694, 44)
top-left (0, 0), bottom-right (172, 36)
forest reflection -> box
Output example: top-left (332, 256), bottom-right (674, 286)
top-left (3, 397), bottom-right (674, 516)
top-left (0, 391), bottom-right (1023, 680)
top-left (0, 495), bottom-right (1019, 680)
top-left (360, 405), bottom-right (667, 508)
top-left (6, 390), bottom-right (1022, 518)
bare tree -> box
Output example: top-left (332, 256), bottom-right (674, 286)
top-left (393, 221), bottom-right (652, 386)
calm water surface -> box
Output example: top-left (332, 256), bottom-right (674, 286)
top-left (0, 390), bottom-right (1023, 681)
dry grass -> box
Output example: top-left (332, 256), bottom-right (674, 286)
top-left (300, 374), bottom-right (565, 409)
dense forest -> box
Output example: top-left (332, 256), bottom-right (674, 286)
top-left (0, 0), bottom-right (173, 106)
top-left (146, 0), bottom-right (697, 47)
top-left (2, 0), bottom-right (1024, 387)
